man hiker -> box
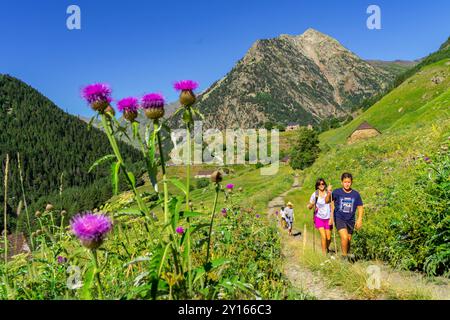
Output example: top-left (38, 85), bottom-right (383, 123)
top-left (325, 172), bottom-right (363, 260)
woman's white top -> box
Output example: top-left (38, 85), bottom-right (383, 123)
top-left (309, 191), bottom-right (331, 219)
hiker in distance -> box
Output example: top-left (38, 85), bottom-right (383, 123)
top-left (307, 178), bottom-right (333, 255)
top-left (284, 202), bottom-right (295, 236)
top-left (325, 173), bottom-right (364, 260)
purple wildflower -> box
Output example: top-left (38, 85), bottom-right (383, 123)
top-left (117, 97), bottom-right (139, 113)
top-left (256, 214), bottom-right (260, 219)
top-left (173, 80), bottom-right (199, 91)
top-left (423, 156), bottom-right (432, 164)
top-left (226, 184), bottom-right (234, 190)
top-left (221, 208), bottom-right (227, 217)
top-left (81, 83), bottom-right (112, 105)
top-left (141, 93), bottom-right (165, 109)
top-left (57, 256), bottom-right (67, 264)
top-left (70, 212), bottom-right (112, 249)
top-left (176, 226), bottom-right (185, 235)
top-left (275, 211), bottom-right (279, 216)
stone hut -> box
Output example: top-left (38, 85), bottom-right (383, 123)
top-left (0, 232), bottom-right (31, 261)
top-left (347, 121), bottom-right (381, 144)
top-left (286, 123), bottom-right (300, 131)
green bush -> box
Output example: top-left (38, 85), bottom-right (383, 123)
top-left (289, 128), bottom-right (320, 170)
top-left (196, 178), bottom-right (210, 189)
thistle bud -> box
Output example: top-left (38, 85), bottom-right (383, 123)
top-left (124, 110), bottom-right (138, 122)
top-left (210, 171), bottom-right (222, 183)
top-left (144, 108), bottom-right (165, 120)
top-left (60, 210), bottom-right (67, 217)
top-left (104, 105), bottom-right (116, 117)
top-left (174, 80), bottom-right (198, 107)
top-left (179, 90), bottom-right (196, 107)
top-left (92, 100), bottom-right (109, 113)
top-left (35, 211), bottom-right (42, 218)
top-left (45, 204), bottom-right (54, 211)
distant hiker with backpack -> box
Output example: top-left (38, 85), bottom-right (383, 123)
top-left (325, 172), bottom-right (364, 260)
top-left (280, 206), bottom-right (287, 229)
top-left (307, 178), bottom-right (333, 254)
top-left (284, 202), bottom-right (294, 236)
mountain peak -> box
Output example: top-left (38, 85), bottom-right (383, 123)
top-left (302, 28), bottom-right (327, 37)
top-left (174, 29), bottom-right (393, 130)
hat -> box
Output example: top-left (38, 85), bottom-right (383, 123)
top-left (287, 202), bottom-right (293, 207)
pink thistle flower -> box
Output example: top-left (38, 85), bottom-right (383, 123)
top-left (141, 93), bottom-right (166, 119)
top-left (176, 226), bottom-right (185, 235)
top-left (81, 83), bottom-right (112, 105)
top-left (226, 184), bottom-right (234, 190)
top-left (117, 97), bottom-right (139, 113)
top-left (70, 212), bottom-right (112, 250)
top-left (141, 93), bottom-right (165, 109)
top-left (256, 214), bottom-right (260, 218)
top-left (173, 80), bottom-right (199, 92)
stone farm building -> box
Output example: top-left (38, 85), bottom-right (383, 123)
top-left (286, 123), bottom-right (300, 131)
top-left (347, 121), bottom-right (381, 144)
top-left (194, 170), bottom-right (216, 179)
top-left (0, 232), bottom-right (31, 261)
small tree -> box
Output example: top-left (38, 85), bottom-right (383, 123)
top-left (289, 127), bottom-right (320, 170)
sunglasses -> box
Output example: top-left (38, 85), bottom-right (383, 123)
top-left (319, 182), bottom-right (326, 185)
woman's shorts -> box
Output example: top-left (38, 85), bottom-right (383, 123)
top-left (314, 215), bottom-right (332, 230)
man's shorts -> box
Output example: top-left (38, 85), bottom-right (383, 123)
top-left (335, 216), bottom-right (355, 234)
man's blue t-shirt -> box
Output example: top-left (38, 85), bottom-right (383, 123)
top-left (332, 188), bottom-right (363, 221)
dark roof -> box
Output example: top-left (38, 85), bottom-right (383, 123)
top-left (287, 123), bottom-right (299, 126)
top-left (350, 121), bottom-right (381, 135)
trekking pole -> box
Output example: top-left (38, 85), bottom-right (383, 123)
top-left (312, 220), bottom-right (316, 253)
top-left (332, 192), bottom-right (338, 255)
top-left (303, 224), bottom-right (307, 255)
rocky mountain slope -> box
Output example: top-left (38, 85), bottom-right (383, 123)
top-left (171, 28), bottom-right (396, 130)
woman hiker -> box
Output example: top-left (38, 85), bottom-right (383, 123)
top-left (307, 178), bottom-right (334, 255)
top-left (325, 172), bottom-right (364, 261)
top-left (284, 202), bottom-right (294, 236)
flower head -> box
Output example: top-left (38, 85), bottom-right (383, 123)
top-left (57, 256), bottom-right (67, 264)
top-left (226, 184), bottom-right (234, 190)
top-left (141, 93), bottom-right (165, 120)
top-left (174, 80), bottom-right (198, 107)
top-left (142, 93), bottom-right (165, 109)
top-left (173, 80), bottom-right (199, 92)
top-left (221, 208), bottom-right (227, 217)
top-left (117, 97), bottom-right (139, 113)
top-left (256, 214), bottom-right (261, 219)
top-left (176, 226), bottom-right (185, 235)
top-left (81, 83), bottom-right (112, 111)
top-left (70, 212), bottom-right (112, 250)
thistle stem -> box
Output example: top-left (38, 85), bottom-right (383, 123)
top-left (100, 114), bottom-right (151, 223)
top-left (206, 183), bottom-right (220, 266)
top-left (92, 249), bottom-right (104, 300)
top-left (154, 120), bottom-right (169, 225)
top-left (185, 108), bottom-right (193, 296)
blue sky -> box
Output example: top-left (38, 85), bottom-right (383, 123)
top-left (0, 0), bottom-right (449, 117)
